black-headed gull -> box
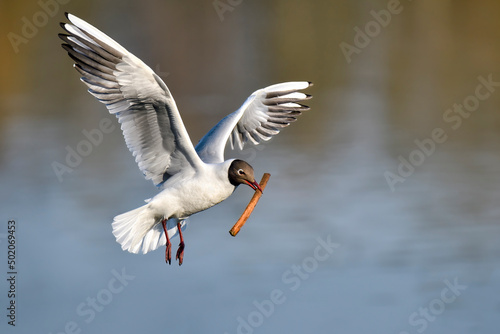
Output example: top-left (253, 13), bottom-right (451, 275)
top-left (59, 13), bottom-right (312, 265)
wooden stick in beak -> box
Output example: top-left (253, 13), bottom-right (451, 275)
top-left (229, 173), bottom-right (271, 237)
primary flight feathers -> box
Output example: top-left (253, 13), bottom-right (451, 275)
top-left (59, 13), bottom-right (312, 186)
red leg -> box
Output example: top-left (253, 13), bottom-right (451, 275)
top-left (176, 222), bottom-right (185, 266)
top-left (162, 219), bottom-right (172, 265)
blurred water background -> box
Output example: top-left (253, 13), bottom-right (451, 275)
top-left (1, 1), bottom-right (500, 333)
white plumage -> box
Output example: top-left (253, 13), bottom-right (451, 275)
top-left (60, 13), bottom-right (312, 262)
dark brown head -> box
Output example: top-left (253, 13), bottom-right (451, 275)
top-left (228, 159), bottom-right (262, 192)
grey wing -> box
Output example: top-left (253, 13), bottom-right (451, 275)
top-left (60, 13), bottom-right (203, 186)
top-left (195, 81), bottom-right (312, 163)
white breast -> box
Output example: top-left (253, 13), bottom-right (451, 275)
top-left (150, 160), bottom-right (236, 220)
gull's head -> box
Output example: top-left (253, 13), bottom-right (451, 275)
top-left (228, 159), bottom-right (262, 192)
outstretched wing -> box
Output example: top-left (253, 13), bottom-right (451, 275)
top-left (60, 13), bottom-right (203, 186)
top-left (195, 82), bottom-right (312, 163)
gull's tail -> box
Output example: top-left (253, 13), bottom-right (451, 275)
top-left (112, 204), bottom-right (186, 254)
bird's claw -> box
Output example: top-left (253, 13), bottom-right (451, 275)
top-left (176, 241), bottom-right (185, 266)
top-left (165, 241), bottom-right (172, 265)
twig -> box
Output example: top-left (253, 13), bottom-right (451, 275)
top-left (229, 173), bottom-right (271, 237)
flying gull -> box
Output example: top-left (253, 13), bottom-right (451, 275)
top-left (59, 13), bottom-right (312, 265)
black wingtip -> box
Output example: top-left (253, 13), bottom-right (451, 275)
top-left (64, 12), bottom-right (70, 19)
top-left (59, 22), bottom-right (69, 31)
top-left (307, 81), bottom-right (314, 87)
top-left (61, 43), bottom-right (73, 53)
top-left (58, 33), bottom-right (68, 41)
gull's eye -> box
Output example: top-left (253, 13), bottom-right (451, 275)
top-left (238, 169), bottom-right (245, 175)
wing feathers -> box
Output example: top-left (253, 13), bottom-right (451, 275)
top-left (60, 13), bottom-right (202, 186)
top-left (62, 14), bottom-right (312, 171)
top-left (196, 81), bottom-right (312, 161)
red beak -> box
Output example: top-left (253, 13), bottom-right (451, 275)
top-left (245, 179), bottom-right (263, 193)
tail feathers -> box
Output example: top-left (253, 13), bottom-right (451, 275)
top-left (112, 205), bottom-right (187, 254)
